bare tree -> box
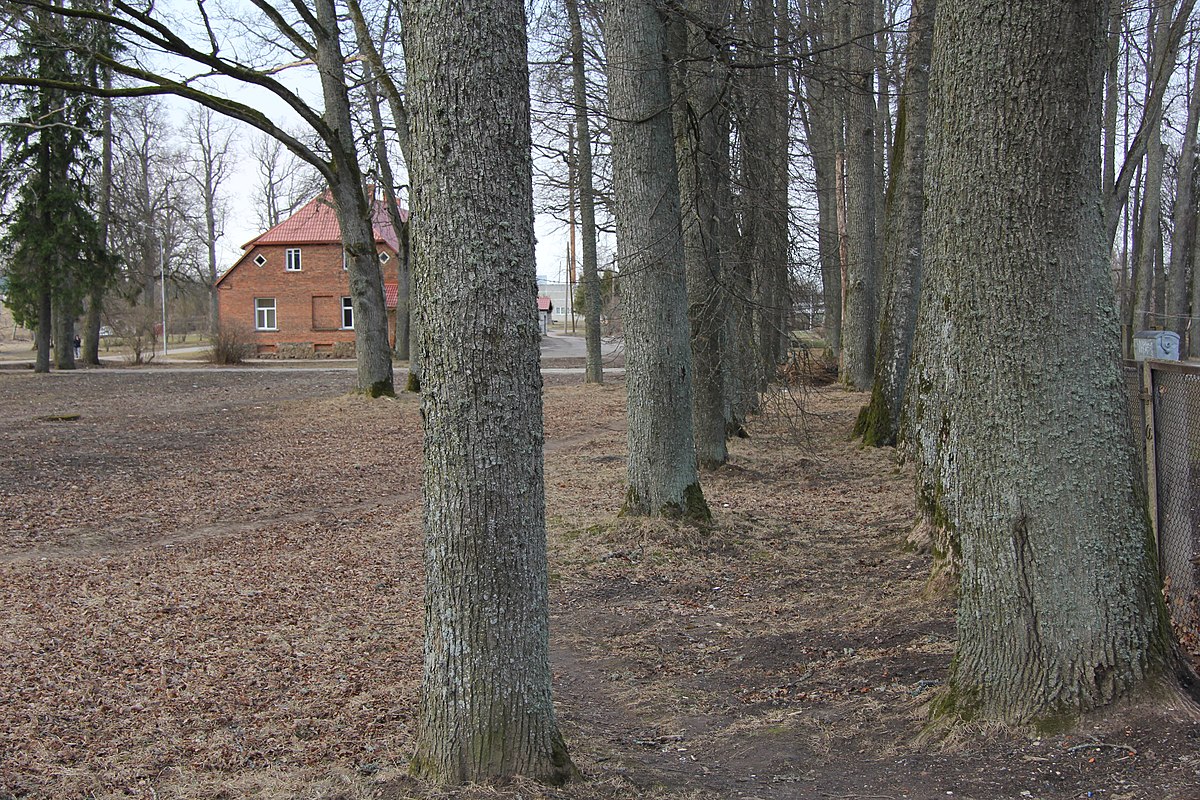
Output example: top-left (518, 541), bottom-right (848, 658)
top-left (0, 0), bottom-right (396, 394)
top-left (184, 106), bottom-right (233, 334)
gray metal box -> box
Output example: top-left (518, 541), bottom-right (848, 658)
top-left (1133, 330), bottom-right (1181, 361)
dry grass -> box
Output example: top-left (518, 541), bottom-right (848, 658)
top-left (1, 371), bottom-right (1199, 799)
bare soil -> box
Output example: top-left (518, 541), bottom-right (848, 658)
top-left (1, 367), bottom-right (1198, 800)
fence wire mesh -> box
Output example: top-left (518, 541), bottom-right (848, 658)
top-left (1146, 364), bottom-right (1200, 656)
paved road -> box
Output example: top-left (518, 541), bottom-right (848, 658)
top-left (2, 331), bottom-right (624, 374)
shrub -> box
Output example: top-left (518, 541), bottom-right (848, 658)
top-left (209, 323), bottom-right (253, 365)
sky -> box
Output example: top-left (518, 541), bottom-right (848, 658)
top-left (160, 61), bottom-right (574, 285)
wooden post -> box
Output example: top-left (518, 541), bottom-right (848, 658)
top-left (1142, 360), bottom-right (1159, 555)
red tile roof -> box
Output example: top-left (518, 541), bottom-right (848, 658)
top-left (243, 190), bottom-right (409, 251)
top-left (384, 283), bottom-right (398, 310)
top-left (537, 296), bottom-right (553, 312)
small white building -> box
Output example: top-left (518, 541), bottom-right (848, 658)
top-left (536, 281), bottom-right (573, 323)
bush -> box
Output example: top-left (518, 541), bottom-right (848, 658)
top-left (209, 323), bottom-right (253, 365)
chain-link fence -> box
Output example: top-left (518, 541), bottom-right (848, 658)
top-left (1141, 362), bottom-right (1200, 656)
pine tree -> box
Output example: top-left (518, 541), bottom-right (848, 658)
top-left (0, 6), bottom-right (110, 373)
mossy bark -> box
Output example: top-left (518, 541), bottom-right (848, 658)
top-left (913, 0), bottom-right (1177, 727)
top-left (858, 0), bottom-right (934, 448)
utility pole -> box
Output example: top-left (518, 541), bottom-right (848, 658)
top-left (160, 237), bottom-right (168, 358)
top-left (567, 122), bottom-right (577, 334)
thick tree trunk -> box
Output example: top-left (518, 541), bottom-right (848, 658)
top-left (840, 0), bottom-right (878, 390)
top-left (34, 288), bottom-right (51, 374)
top-left (313, 0), bottom-right (393, 397)
top-left (856, 0), bottom-right (935, 447)
top-left (403, 0), bottom-right (576, 784)
top-left (566, 0), bottom-right (604, 384)
top-left (671, 1), bottom-right (733, 470)
top-left (914, 0), bottom-right (1175, 726)
top-left (52, 287), bottom-right (75, 371)
top-left (606, 0), bottom-right (710, 520)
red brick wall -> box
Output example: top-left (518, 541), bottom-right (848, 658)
top-left (217, 243), bottom-right (397, 355)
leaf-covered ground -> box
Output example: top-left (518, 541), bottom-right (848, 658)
top-left (1, 366), bottom-right (1198, 800)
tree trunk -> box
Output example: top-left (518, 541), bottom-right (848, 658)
top-left (1135, 127), bottom-right (1164, 330)
top-left (1104, 0), bottom-right (1196, 250)
top-left (361, 59), bottom-right (412, 362)
top-left (840, 0), bottom-right (878, 390)
top-left (52, 286), bottom-right (75, 370)
top-left (742, 0), bottom-right (790, 389)
top-left (606, 0), bottom-right (710, 520)
top-left (914, 0), bottom-right (1175, 726)
top-left (856, 0), bottom-right (935, 447)
top-left (1166, 54), bottom-right (1195, 343)
top-left (34, 287), bottom-right (51, 374)
top-left (313, 0), bottom-right (393, 397)
top-left (1192, 213), bottom-right (1200, 356)
top-left (403, 0), bottom-right (576, 783)
top-left (1166, 52), bottom-right (1200, 342)
top-left (800, 0), bottom-right (845, 357)
top-left (82, 69), bottom-right (113, 366)
top-left (566, 0), bottom-right (604, 384)
top-left (671, 1), bottom-right (733, 470)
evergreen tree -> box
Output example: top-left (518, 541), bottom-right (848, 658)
top-left (0, 5), bottom-right (111, 372)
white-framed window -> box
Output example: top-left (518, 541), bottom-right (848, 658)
top-left (341, 297), bottom-right (354, 329)
top-left (285, 248), bottom-right (302, 271)
top-left (253, 253), bottom-right (267, 267)
top-left (378, 251), bottom-right (390, 264)
top-left (255, 298), bottom-right (277, 331)
top-left (343, 250), bottom-right (349, 271)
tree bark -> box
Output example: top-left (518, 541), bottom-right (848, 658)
top-left (1167, 51), bottom-right (1200, 343)
top-left (361, 58), bottom-right (411, 361)
top-left (605, 0), bottom-right (710, 520)
top-left (671, 0), bottom-right (733, 470)
top-left (742, 0), bottom-right (791, 390)
top-left (52, 287), bottom-right (75, 370)
top-left (403, 0), bottom-right (576, 783)
top-left (1132, 5), bottom-right (1167, 332)
top-left (840, 0), bottom-right (878, 390)
top-left (82, 60), bottom-right (113, 367)
top-left (914, 0), bottom-right (1176, 726)
top-left (856, 0), bottom-right (935, 447)
top-left (802, 0), bottom-right (845, 357)
top-left (34, 288), bottom-right (51, 374)
top-left (566, 0), bottom-right (604, 384)
top-left (313, 0), bottom-right (393, 397)
top-left (1104, 0), bottom-right (1197, 250)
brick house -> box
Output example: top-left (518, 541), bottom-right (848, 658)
top-left (215, 192), bottom-right (408, 357)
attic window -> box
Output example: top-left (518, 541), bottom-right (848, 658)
top-left (253, 254), bottom-right (267, 267)
top-left (378, 252), bottom-right (390, 264)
